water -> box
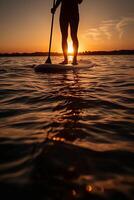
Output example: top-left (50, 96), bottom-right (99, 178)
top-left (0, 55), bottom-right (134, 199)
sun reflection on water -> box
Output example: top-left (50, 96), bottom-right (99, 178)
top-left (68, 55), bottom-right (73, 62)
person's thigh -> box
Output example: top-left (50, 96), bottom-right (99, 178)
top-left (70, 14), bottom-right (79, 37)
top-left (60, 15), bottom-right (69, 37)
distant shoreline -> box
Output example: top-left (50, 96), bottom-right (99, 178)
top-left (0, 50), bottom-right (134, 57)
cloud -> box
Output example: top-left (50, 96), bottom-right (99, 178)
top-left (84, 28), bottom-right (101, 41)
top-left (99, 20), bottom-right (118, 40)
top-left (83, 19), bottom-right (117, 41)
top-left (84, 16), bottom-right (134, 41)
top-left (116, 17), bottom-right (134, 39)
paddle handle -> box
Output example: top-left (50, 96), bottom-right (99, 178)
top-left (48, 0), bottom-right (56, 58)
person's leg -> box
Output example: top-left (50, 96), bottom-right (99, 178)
top-left (60, 15), bottom-right (69, 64)
top-left (70, 14), bottom-right (79, 65)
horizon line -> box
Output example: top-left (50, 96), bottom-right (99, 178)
top-left (0, 49), bottom-right (134, 56)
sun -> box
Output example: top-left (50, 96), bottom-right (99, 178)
top-left (68, 41), bottom-right (74, 54)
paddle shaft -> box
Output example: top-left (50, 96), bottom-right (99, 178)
top-left (46, 0), bottom-right (56, 63)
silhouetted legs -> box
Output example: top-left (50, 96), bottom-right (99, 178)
top-left (70, 16), bottom-right (79, 64)
top-left (60, 14), bottom-right (79, 65)
top-left (60, 16), bottom-right (68, 64)
top-left (61, 31), bottom-right (68, 64)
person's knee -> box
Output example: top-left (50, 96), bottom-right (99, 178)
top-left (61, 31), bottom-right (68, 41)
top-left (70, 29), bottom-right (77, 40)
top-left (71, 33), bottom-right (78, 44)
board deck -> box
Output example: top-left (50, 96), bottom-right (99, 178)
top-left (34, 63), bottom-right (94, 73)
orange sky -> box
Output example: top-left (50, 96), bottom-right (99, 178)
top-left (0, 0), bottom-right (134, 53)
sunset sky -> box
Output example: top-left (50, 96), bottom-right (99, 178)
top-left (0, 0), bottom-right (134, 53)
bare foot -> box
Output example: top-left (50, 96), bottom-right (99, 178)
top-left (60, 60), bottom-right (68, 65)
top-left (72, 59), bottom-right (78, 65)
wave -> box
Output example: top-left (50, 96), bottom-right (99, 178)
top-left (0, 55), bottom-right (134, 199)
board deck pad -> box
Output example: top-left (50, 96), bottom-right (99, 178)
top-left (34, 63), bottom-right (94, 73)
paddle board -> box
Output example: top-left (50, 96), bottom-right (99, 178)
top-left (34, 63), bottom-right (94, 73)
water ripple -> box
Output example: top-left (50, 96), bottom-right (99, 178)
top-left (0, 55), bottom-right (134, 199)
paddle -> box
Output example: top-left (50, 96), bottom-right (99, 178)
top-left (45, 0), bottom-right (56, 64)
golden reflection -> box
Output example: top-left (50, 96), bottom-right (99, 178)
top-left (44, 67), bottom-right (81, 143)
top-left (68, 55), bottom-right (73, 62)
top-left (72, 190), bottom-right (77, 196)
top-left (52, 137), bottom-right (65, 142)
top-left (86, 185), bottom-right (93, 192)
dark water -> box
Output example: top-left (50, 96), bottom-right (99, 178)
top-left (0, 55), bottom-right (134, 199)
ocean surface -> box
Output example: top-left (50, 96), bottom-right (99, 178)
top-left (0, 55), bottom-right (134, 199)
